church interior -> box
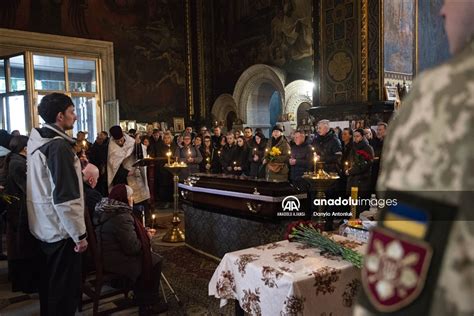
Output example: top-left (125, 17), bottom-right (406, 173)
top-left (0, 0), bottom-right (472, 315)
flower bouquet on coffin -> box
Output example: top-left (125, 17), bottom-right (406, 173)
top-left (286, 220), bottom-right (364, 268)
top-left (265, 146), bottom-right (284, 173)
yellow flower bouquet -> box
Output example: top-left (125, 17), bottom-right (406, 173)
top-left (266, 146), bottom-right (281, 162)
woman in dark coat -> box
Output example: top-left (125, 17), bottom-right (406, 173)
top-left (346, 129), bottom-right (374, 216)
top-left (248, 132), bottom-right (267, 178)
top-left (199, 136), bottom-right (219, 173)
top-left (233, 136), bottom-right (250, 175)
top-left (5, 135), bottom-right (40, 293)
top-left (93, 184), bottom-right (166, 314)
top-left (175, 133), bottom-right (203, 180)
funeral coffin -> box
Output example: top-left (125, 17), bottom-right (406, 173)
top-left (178, 173), bottom-right (308, 258)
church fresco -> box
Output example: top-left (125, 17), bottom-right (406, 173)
top-left (0, 0), bottom-right (186, 122)
top-left (213, 0), bottom-right (313, 97)
top-left (383, 0), bottom-right (416, 76)
top-left (417, 0), bottom-right (450, 71)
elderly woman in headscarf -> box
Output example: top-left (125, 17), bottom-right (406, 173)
top-left (93, 184), bottom-right (167, 315)
top-left (263, 125), bottom-right (290, 181)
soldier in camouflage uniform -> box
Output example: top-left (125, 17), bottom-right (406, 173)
top-left (355, 1), bottom-right (474, 315)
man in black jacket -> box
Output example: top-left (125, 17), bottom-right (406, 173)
top-left (220, 132), bottom-right (237, 174)
top-left (289, 130), bottom-right (312, 182)
top-left (312, 119), bottom-right (342, 173)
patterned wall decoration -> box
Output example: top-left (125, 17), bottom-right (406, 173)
top-left (320, 0), bottom-right (361, 105)
top-left (417, 0), bottom-right (450, 72)
top-left (367, 0), bottom-right (382, 101)
top-left (383, 0), bottom-right (416, 80)
top-left (0, 0), bottom-right (186, 123)
top-left (212, 0), bottom-right (313, 98)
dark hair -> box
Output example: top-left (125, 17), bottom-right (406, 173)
top-left (244, 126), bottom-right (252, 131)
top-left (100, 131), bottom-right (108, 137)
top-left (3, 136), bottom-right (29, 177)
top-left (152, 128), bottom-right (159, 133)
top-left (38, 93), bottom-right (74, 124)
top-left (343, 127), bottom-right (353, 136)
top-left (0, 130), bottom-right (13, 149)
top-left (354, 128), bottom-right (365, 136)
top-left (237, 136), bottom-right (248, 148)
top-left (128, 129), bottom-right (136, 135)
top-left (9, 135), bottom-right (28, 154)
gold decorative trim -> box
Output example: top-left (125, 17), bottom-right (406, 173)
top-left (185, 0), bottom-right (194, 118)
top-left (379, 0), bottom-right (384, 100)
top-left (361, 0), bottom-right (369, 102)
top-left (196, 0), bottom-right (206, 119)
top-left (319, 0), bottom-right (325, 105)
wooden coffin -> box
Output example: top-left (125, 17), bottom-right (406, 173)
top-left (178, 173), bottom-right (308, 221)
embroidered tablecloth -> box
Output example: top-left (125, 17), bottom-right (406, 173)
top-left (209, 236), bottom-right (365, 316)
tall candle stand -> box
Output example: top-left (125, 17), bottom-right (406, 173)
top-left (162, 162), bottom-right (187, 243)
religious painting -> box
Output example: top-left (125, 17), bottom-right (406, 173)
top-left (384, 86), bottom-right (399, 101)
top-left (384, 0), bottom-right (416, 77)
top-left (127, 120), bottom-right (136, 132)
top-left (173, 117), bottom-right (185, 132)
top-left (136, 123), bottom-right (147, 133)
top-left (0, 0), bottom-right (187, 123)
top-left (119, 120), bottom-right (128, 131)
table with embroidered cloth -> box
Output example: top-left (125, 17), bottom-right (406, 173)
top-left (208, 236), bottom-right (365, 316)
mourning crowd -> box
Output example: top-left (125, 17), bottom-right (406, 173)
top-left (0, 92), bottom-right (387, 315)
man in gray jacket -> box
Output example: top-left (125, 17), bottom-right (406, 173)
top-left (27, 93), bottom-right (87, 316)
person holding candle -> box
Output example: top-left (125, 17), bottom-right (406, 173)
top-left (312, 119), bottom-right (342, 173)
top-left (220, 132), bottom-right (238, 174)
top-left (289, 130), bottom-right (312, 182)
top-left (234, 136), bottom-right (250, 175)
top-left (174, 133), bottom-right (202, 180)
top-left (248, 131), bottom-right (267, 178)
top-left (156, 132), bottom-right (176, 208)
top-left (199, 136), bottom-right (218, 173)
top-left (93, 184), bottom-right (167, 314)
top-left (346, 129), bottom-right (374, 216)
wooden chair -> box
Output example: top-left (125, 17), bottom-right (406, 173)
top-left (79, 209), bottom-right (134, 315)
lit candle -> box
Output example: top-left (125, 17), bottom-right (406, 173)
top-left (288, 150), bottom-right (291, 156)
top-left (166, 151), bottom-right (171, 165)
top-left (152, 214), bottom-right (156, 229)
top-left (313, 153), bottom-right (318, 173)
top-left (344, 161), bottom-right (349, 171)
top-left (206, 157), bottom-right (210, 163)
top-left (218, 150), bottom-right (221, 156)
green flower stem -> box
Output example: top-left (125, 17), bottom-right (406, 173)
top-left (290, 226), bottom-right (364, 268)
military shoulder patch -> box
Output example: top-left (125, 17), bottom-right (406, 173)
top-left (362, 226), bottom-right (432, 313)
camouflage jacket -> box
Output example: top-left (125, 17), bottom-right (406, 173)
top-left (356, 40), bottom-right (474, 315)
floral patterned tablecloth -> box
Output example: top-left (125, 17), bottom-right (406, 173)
top-left (209, 236), bottom-right (365, 316)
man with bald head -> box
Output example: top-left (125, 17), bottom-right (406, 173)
top-left (82, 163), bottom-right (102, 216)
top-left (355, 1), bottom-right (474, 315)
